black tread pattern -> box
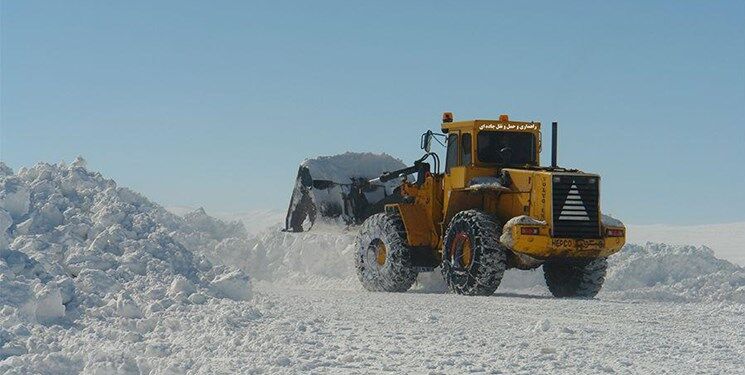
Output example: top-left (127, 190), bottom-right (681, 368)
top-left (441, 210), bottom-right (507, 296)
top-left (354, 213), bottom-right (418, 292)
top-left (543, 258), bottom-right (608, 298)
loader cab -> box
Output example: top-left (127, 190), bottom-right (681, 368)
top-left (442, 115), bottom-right (541, 175)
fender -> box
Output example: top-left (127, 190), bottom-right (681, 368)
top-left (384, 203), bottom-right (438, 249)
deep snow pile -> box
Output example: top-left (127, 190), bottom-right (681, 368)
top-left (228, 224), bottom-right (358, 289)
top-left (0, 158), bottom-right (252, 365)
top-left (240, 226), bottom-right (745, 303)
top-left (603, 243), bottom-right (744, 303)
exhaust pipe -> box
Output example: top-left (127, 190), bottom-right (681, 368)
top-left (551, 121), bottom-right (558, 168)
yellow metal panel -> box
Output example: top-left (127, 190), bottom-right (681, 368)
top-left (508, 223), bottom-right (625, 258)
top-left (393, 203), bottom-right (437, 247)
top-left (530, 173), bottom-right (551, 222)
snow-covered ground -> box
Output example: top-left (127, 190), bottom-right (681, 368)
top-left (249, 286), bottom-right (744, 374)
top-left (2, 159), bottom-right (744, 373)
top-left (7, 284), bottom-right (742, 374)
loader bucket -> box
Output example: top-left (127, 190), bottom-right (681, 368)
top-left (284, 152), bottom-right (409, 232)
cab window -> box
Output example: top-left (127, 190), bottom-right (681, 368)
top-left (460, 133), bottom-right (472, 166)
top-left (477, 131), bottom-right (536, 166)
top-left (445, 133), bottom-right (458, 173)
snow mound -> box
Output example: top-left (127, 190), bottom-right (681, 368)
top-left (627, 221), bottom-right (745, 266)
top-left (603, 243), bottom-right (744, 303)
top-left (0, 159), bottom-right (252, 366)
top-left (248, 225), bottom-right (358, 289)
top-left (498, 242), bottom-right (744, 303)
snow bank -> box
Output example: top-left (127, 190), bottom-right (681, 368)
top-left (498, 242), bottom-right (744, 303)
top-left (627, 221), bottom-right (745, 266)
top-left (246, 225), bottom-right (358, 289)
top-left (603, 243), bottom-right (744, 303)
top-left (0, 158), bottom-right (252, 366)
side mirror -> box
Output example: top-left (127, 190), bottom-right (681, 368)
top-left (420, 130), bottom-right (433, 153)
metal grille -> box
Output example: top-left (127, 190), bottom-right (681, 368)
top-left (552, 174), bottom-right (601, 239)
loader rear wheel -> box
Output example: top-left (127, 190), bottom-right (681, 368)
top-left (441, 210), bottom-right (507, 296)
top-left (354, 213), bottom-right (418, 292)
top-left (543, 258), bottom-right (608, 298)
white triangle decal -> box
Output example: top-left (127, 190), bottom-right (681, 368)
top-left (559, 183), bottom-right (589, 221)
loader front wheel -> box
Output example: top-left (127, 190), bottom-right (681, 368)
top-left (354, 213), bottom-right (418, 292)
top-left (441, 210), bottom-right (507, 296)
top-left (543, 258), bottom-right (608, 298)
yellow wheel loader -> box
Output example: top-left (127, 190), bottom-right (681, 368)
top-left (286, 113), bottom-right (626, 297)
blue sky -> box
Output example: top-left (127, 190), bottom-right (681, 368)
top-left (1, 1), bottom-right (744, 225)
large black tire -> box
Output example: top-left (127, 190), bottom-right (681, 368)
top-left (543, 258), bottom-right (608, 298)
top-left (441, 210), bottom-right (507, 296)
top-left (354, 213), bottom-right (418, 292)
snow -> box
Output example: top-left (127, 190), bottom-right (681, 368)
top-left (214, 209), bottom-right (284, 236)
top-left (466, 176), bottom-right (511, 192)
top-left (601, 213), bottom-right (625, 228)
top-left (627, 221), bottom-right (745, 266)
top-left (209, 268), bottom-right (253, 301)
top-left (603, 243), bottom-right (745, 303)
top-left (0, 160), bottom-right (252, 369)
top-left (33, 286), bottom-right (66, 323)
top-left (1, 158), bottom-right (744, 373)
top-left (0, 176), bottom-right (31, 220)
top-left (248, 224), bottom-right (357, 288)
top-left (300, 152), bottom-right (406, 185)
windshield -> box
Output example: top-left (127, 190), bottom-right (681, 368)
top-left (477, 131), bottom-right (536, 165)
